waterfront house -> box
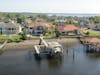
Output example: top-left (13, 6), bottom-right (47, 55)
top-left (27, 22), bottom-right (53, 36)
top-left (0, 21), bottom-right (22, 35)
top-left (87, 24), bottom-right (96, 29)
top-left (57, 24), bottom-right (80, 35)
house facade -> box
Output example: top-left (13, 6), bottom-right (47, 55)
top-left (87, 24), bottom-right (100, 31)
top-left (57, 24), bottom-right (80, 35)
top-left (0, 22), bottom-right (22, 35)
top-left (27, 22), bottom-right (53, 36)
top-left (95, 24), bottom-right (100, 30)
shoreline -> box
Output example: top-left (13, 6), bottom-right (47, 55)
top-left (2, 38), bottom-right (80, 51)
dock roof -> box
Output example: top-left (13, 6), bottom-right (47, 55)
top-left (84, 38), bottom-right (100, 43)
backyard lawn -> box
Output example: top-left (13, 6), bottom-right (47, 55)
top-left (82, 29), bottom-right (100, 37)
top-left (0, 35), bottom-right (22, 43)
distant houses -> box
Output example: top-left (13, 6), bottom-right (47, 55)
top-left (87, 24), bottom-right (100, 31)
top-left (57, 24), bottom-right (80, 35)
top-left (27, 22), bottom-right (53, 36)
top-left (79, 19), bottom-right (91, 26)
top-left (95, 24), bottom-right (100, 30)
top-left (0, 21), bottom-right (22, 35)
top-left (55, 18), bottom-right (67, 26)
top-left (0, 13), bottom-right (99, 37)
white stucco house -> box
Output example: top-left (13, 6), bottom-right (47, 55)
top-left (0, 21), bottom-right (22, 35)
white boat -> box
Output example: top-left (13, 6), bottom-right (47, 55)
top-left (34, 36), bottom-right (63, 58)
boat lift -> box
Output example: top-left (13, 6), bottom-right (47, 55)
top-left (34, 35), bottom-right (63, 58)
top-left (0, 41), bottom-right (7, 49)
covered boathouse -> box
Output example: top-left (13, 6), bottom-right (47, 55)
top-left (84, 38), bottom-right (100, 52)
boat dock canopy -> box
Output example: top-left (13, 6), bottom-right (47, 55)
top-left (48, 42), bottom-right (62, 47)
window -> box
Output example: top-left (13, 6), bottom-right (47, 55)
top-left (30, 27), bottom-right (33, 29)
top-left (12, 28), bottom-right (16, 30)
top-left (8, 28), bottom-right (11, 30)
top-left (37, 26), bottom-right (44, 30)
top-left (62, 32), bottom-right (65, 34)
top-left (0, 28), bottom-right (2, 30)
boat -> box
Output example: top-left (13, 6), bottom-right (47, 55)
top-left (34, 35), bottom-right (63, 58)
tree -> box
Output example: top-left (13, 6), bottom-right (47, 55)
top-left (20, 28), bottom-right (27, 40)
top-left (17, 17), bottom-right (22, 24)
top-left (67, 19), bottom-right (74, 24)
top-left (86, 31), bottom-right (90, 36)
top-left (6, 14), bottom-right (11, 19)
top-left (21, 15), bottom-right (26, 24)
top-left (55, 28), bottom-right (60, 38)
top-left (30, 15), bottom-right (36, 21)
top-left (43, 27), bottom-right (48, 35)
top-left (93, 16), bottom-right (100, 24)
top-left (52, 21), bottom-right (58, 26)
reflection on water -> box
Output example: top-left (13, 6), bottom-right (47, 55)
top-left (26, 50), bottom-right (63, 69)
top-left (86, 53), bottom-right (100, 60)
top-left (0, 41), bottom-right (100, 75)
top-left (0, 49), bottom-right (4, 55)
top-left (47, 57), bottom-right (63, 69)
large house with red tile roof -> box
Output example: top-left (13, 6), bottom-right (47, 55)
top-left (27, 22), bottom-right (53, 35)
top-left (57, 24), bottom-right (80, 35)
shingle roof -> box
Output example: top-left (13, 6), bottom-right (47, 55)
top-left (0, 22), bottom-right (20, 28)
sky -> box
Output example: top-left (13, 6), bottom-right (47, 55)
top-left (0, 0), bottom-right (100, 13)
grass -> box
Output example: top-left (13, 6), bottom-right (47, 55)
top-left (82, 29), bottom-right (100, 37)
top-left (0, 35), bottom-right (23, 43)
top-left (89, 32), bottom-right (100, 37)
top-left (44, 32), bottom-right (56, 38)
top-left (60, 35), bottom-right (81, 38)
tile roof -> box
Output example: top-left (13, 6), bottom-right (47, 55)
top-left (84, 38), bottom-right (100, 43)
top-left (57, 24), bottom-right (79, 31)
top-left (28, 22), bottom-right (53, 28)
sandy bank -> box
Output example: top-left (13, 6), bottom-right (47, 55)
top-left (2, 38), bottom-right (80, 51)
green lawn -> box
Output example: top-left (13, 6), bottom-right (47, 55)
top-left (0, 35), bottom-right (22, 43)
top-left (82, 29), bottom-right (100, 37)
top-left (60, 35), bottom-right (81, 38)
top-left (89, 32), bottom-right (100, 37)
top-left (45, 32), bottom-right (55, 38)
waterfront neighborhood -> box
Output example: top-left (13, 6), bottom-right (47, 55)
top-left (0, 0), bottom-right (100, 75)
top-left (0, 13), bottom-right (100, 61)
top-left (0, 13), bottom-right (100, 37)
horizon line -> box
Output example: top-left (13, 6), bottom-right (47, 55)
top-left (0, 11), bottom-right (100, 14)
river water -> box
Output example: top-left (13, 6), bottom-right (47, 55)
top-left (0, 41), bottom-right (100, 75)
